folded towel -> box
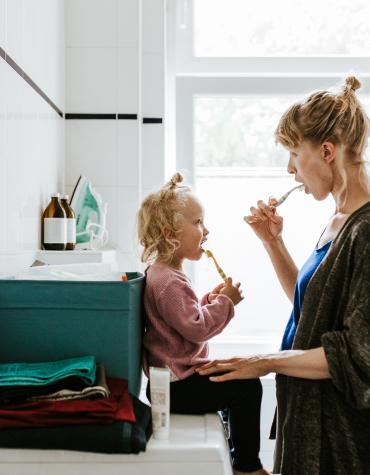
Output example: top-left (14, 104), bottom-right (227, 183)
top-left (0, 378), bottom-right (135, 429)
top-left (29, 364), bottom-right (110, 402)
top-left (0, 356), bottom-right (96, 387)
top-left (0, 396), bottom-right (151, 454)
top-left (0, 376), bottom-right (88, 404)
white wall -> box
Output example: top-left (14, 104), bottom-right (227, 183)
top-left (0, 0), bottom-right (65, 271)
top-left (65, 0), bottom-right (166, 271)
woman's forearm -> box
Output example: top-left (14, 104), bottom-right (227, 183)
top-left (266, 347), bottom-right (331, 379)
top-left (197, 347), bottom-right (331, 381)
top-left (263, 238), bottom-right (298, 303)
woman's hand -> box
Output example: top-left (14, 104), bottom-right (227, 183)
top-left (244, 198), bottom-right (283, 244)
top-left (220, 277), bottom-right (244, 306)
top-left (197, 348), bottom-right (331, 381)
top-left (196, 355), bottom-right (271, 381)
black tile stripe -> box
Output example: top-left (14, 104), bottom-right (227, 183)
top-left (0, 47), bottom-right (63, 118)
top-left (118, 113), bottom-right (138, 120)
top-left (143, 117), bottom-right (163, 124)
top-left (65, 113), bottom-right (116, 120)
top-left (66, 114), bottom-right (140, 120)
top-left (65, 114), bottom-right (163, 122)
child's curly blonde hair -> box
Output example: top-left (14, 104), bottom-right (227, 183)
top-left (137, 172), bottom-right (192, 264)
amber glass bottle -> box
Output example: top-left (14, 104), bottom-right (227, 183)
top-left (61, 195), bottom-right (76, 250)
top-left (42, 193), bottom-right (67, 250)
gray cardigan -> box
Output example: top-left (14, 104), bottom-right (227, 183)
top-left (274, 202), bottom-right (370, 475)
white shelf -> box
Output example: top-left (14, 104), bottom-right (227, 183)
top-left (36, 249), bottom-right (117, 265)
top-left (0, 414), bottom-right (233, 475)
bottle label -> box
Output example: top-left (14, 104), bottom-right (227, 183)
top-left (67, 218), bottom-right (76, 243)
top-left (44, 218), bottom-right (67, 244)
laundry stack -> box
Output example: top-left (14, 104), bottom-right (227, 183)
top-left (0, 356), bottom-right (152, 453)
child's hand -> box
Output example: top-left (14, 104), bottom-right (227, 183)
top-left (220, 277), bottom-right (244, 306)
top-left (208, 282), bottom-right (226, 303)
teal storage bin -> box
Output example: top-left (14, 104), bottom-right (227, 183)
top-left (0, 272), bottom-right (145, 396)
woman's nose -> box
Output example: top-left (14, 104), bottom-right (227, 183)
top-left (287, 158), bottom-right (295, 174)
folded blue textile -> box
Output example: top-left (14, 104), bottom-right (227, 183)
top-left (0, 356), bottom-right (96, 387)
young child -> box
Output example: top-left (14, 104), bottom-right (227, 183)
top-left (138, 173), bottom-right (270, 475)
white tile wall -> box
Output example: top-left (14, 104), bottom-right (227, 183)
top-left (66, 47), bottom-right (117, 113)
top-left (142, 0), bottom-right (165, 54)
top-left (142, 123), bottom-right (165, 190)
top-left (64, 0), bottom-right (167, 276)
top-left (4, 0), bottom-right (23, 66)
top-left (0, 0), bottom-right (64, 261)
top-left (4, 68), bottom-right (26, 251)
top-left (116, 186), bottom-right (140, 253)
top-left (66, 120), bottom-right (117, 187)
top-left (140, 0), bottom-right (165, 195)
top-left (66, 0), bottom-right (117, 48)
top-left (117, 0), bottom-right (139, 48)
top-left (117, 47), bottom-right (139, 113)
top-left (117, 120), bottom-right (139, 187)
top-left (65, 0), bottom-right (142, 268)
top-left (142, 53), bottom-right (165, 117)
top-left (10, 0), bottom-right (65, 110)
top-left (0, 0), bottom-right (5, 46)
top-left (0, 62), bottom-right (5, 249)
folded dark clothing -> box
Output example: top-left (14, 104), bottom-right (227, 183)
top-left (0, 378), bottom-right (135, 429)
top-left (0, 364), bottom-right (108, 405)
top-left (0, 375), bottom-right (88, 405)
top-left (0, 397), bottom-right (152, 454)
top-left (0, 356), bottom-right (96, 387)
top-left (29, 364), bottom-right (110, 402)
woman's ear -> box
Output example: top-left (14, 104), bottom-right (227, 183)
top-left (321, 141), bottom-right (336, 164)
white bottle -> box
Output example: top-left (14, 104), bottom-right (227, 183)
top-left (149, 367), bottom-right (170, 439)
top-left (42, 193), bottom-right (67, 251)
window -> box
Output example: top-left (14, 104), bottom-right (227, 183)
top-left (193, 0), bottom-right (370, 57)
top-left (172, 0), bottom-right (370, 352)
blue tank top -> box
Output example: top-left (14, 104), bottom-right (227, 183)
top-left (280, 240), bottom-right (332, 350)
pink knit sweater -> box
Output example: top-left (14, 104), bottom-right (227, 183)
top-left (142, 262), bottom-right (234, 380)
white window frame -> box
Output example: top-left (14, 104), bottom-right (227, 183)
top-left (175, 0), bottom-right (370, 75)
top-left (173, 0), bottom-right (370, 183)
top-left (176, 76), bottom-right (370, 183)
top-left (170, 0), bottom-right (370, 352)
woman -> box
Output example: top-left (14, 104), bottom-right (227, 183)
top-left (197, 75), bottom-right (370, 475)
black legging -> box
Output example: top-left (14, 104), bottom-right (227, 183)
top-left (147, 372), bottom-right (263, 472)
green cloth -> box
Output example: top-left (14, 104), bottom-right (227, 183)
top-left (0, 356), bottom-right (96, 387)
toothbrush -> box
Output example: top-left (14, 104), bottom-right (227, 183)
top-left (204, 249), bottom-right (228, 283)
top-left (270, 184), bottom-right (304, 208)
